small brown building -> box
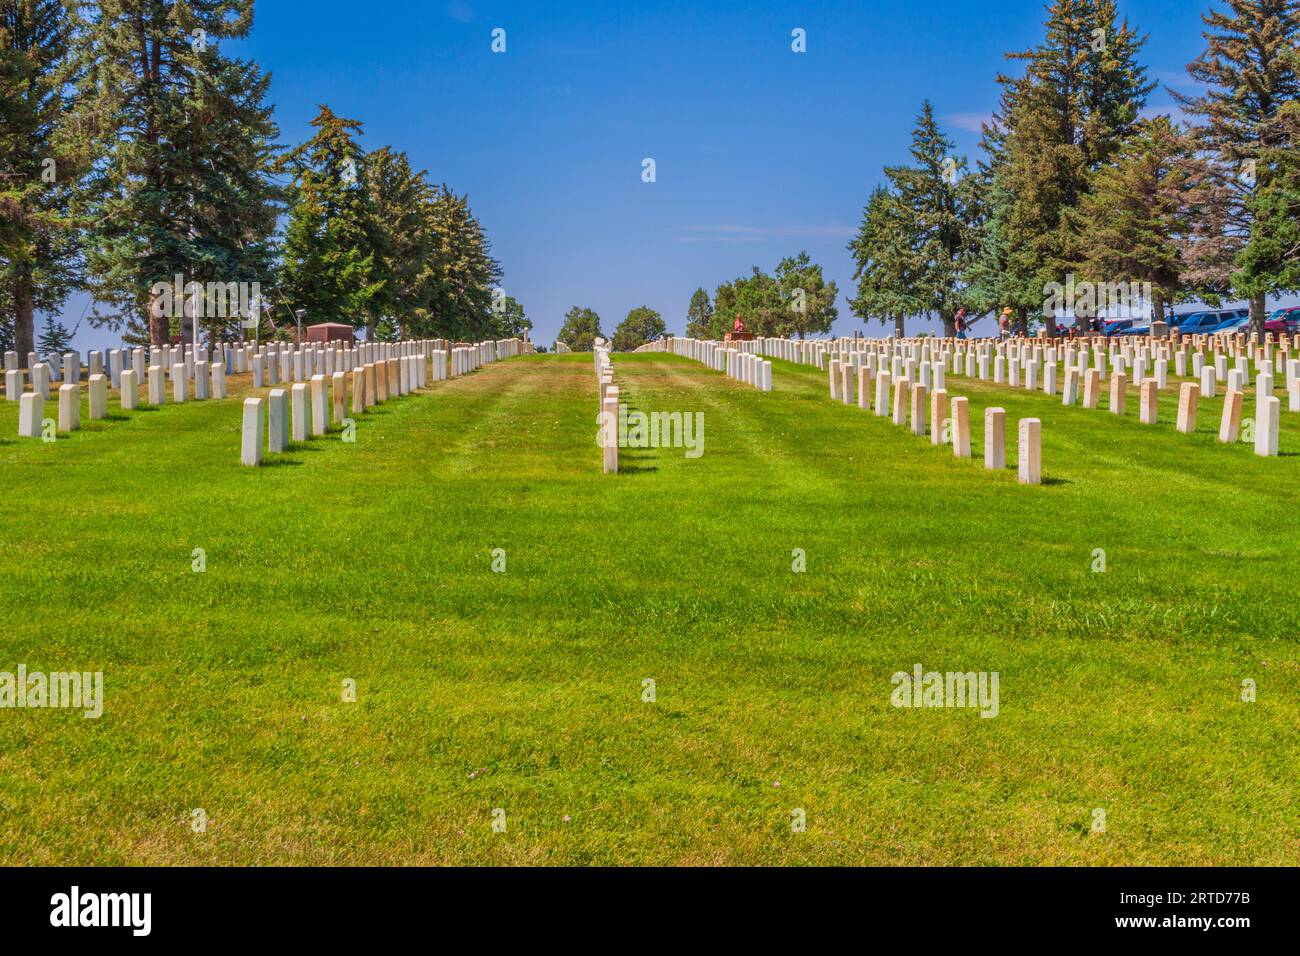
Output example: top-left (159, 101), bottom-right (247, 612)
top-left (305, 322), bottom-right (355, 344)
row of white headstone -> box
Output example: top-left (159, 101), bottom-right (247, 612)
top-left (811, 336), bottom-right (1296, 389)
top-left (15, 360), bottom-right (230, 439)
top-left (240, 340), bottom-right (522, 466)
top-left (11, 336), bottom-right (524, 444)
top-left (596, 346), bottom-right (618, 474)
top-left (4, 337), bottom-right (528, 398)
top-left (825, 361), bottom-right (1043, 484)
top-left (933, 342), bottom-right (1287, 457)
top-left (637, 337), bottom-right (773, 391)
top-left (719, 328), bottom-right (1298, 375)
top-left (811, 336), bottom-right (1289, 458)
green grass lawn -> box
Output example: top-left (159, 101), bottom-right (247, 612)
top-left (1, 350), bottom-right (1297, 865)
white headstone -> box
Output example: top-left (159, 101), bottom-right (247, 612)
top-left (241, 397), bottom-right (265, 466)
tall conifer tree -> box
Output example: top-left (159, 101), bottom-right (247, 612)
top-left (985, 0), bottom-right (1153, 332)
top-left (66, 0), bottom-right (281, 345)
top-left (1, 0), bottom-right (79, 359)
top-left (275, 105), bottom-right (380, 330)
top-left (1175, 0), bottom-right (1300, 333)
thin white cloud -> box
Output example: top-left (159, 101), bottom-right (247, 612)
top-left (1152, 68), bottom-right (1206, 92)
top-left (679, 224), bottom-right (856, 243)
top-left (944, 112), bottom-right (993, 134)
top-left (1141, 104), bottom-right (1190, 125)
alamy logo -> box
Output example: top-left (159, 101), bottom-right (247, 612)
top-left (50, 886), bottom-right (151, 936)
top-left (0, 666), bottom-right (103, 718)
top-left (149, 274), bottom-right (262, 320)
top-left (596, 404), bottom-right (704, 458)
top-left (1042, 273), bottom-right (1151, 321)
top-left (890, 663), bottom-right (999, 718)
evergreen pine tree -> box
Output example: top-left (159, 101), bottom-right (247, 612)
top-left (66, 0), bottom-right (281, 345)
top-left (363, 146), bottom-right (435, 338)
top-left (424, 185), bottom-right (502, 341)
top-left (1, 0), bottom-right (80, 360)
top-left (880, 101), bottom-right (979, 336)
top-left (1175, 0), bottom-right (1300, 333)
top-left (994, 0), bottom-right (1153, 332)
top-left (685, 287), bottom-right (712, 338)
top-left (276, 105), bottom-right (381, 332)
top-left (1076, 117), bottom-right (1192, 322)
top-left (36, 314), bottom-right (71, 358)
top-left (848, 185), bottom-right (922, 337)
top-left (1238, 73), bottom-right (1300, 299)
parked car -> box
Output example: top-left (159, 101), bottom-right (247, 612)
top-left (1101, 319), bottom-right (1134, 335)
top-left (1118, 324), bottom-right (1151, 336)
top-left (1266, 307), bottom-right (1300, 333)
top-left (1211, 316), bottom-right (1252, 334)
top-left (1182, 309), bottom-right (1246, 334)
top-left (1174, 311), bottom-right (1213, 334)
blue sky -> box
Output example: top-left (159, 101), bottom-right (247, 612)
top-left (65, 0), bottom-right (1279, 351)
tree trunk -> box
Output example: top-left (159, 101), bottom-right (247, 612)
top-left (941, 312), bottom-right (956, 338)
top-left (14, 265), bottom-right (35, 362)
top-left (148, 307), bottom-right (170, 346)
top-left (1043, 311), bottom-right (1058, 338)
top-left (893, 315), bottom-right (906, 338)
top-left (1250, 292), bottom-right (1267, 339)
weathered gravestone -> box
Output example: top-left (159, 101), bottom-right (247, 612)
top-left (985, 407), bottom-right (1005, 470)
top-left (1018, 418), bottom-right (1042, 485)
top-left (88, 375), bottom-right (108, 420)
top-left (120, 369), bottom-right (138, 411)
top-left (241, 397), bottom-right (265, 467)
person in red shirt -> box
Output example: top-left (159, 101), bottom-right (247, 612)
top-left (733, 314), bottom-right (746, 333)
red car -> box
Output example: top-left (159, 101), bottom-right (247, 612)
top-left (1266, 307), bottom-right (1300, 334)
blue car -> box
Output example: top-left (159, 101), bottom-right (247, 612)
top-left (1118, 324), bottom-right (1151, 336)
top-left (1179, 310), bottom-right (1242, 335)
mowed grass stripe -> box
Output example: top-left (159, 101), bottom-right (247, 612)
top-left (0, 352), bottom-right (1297, 865)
